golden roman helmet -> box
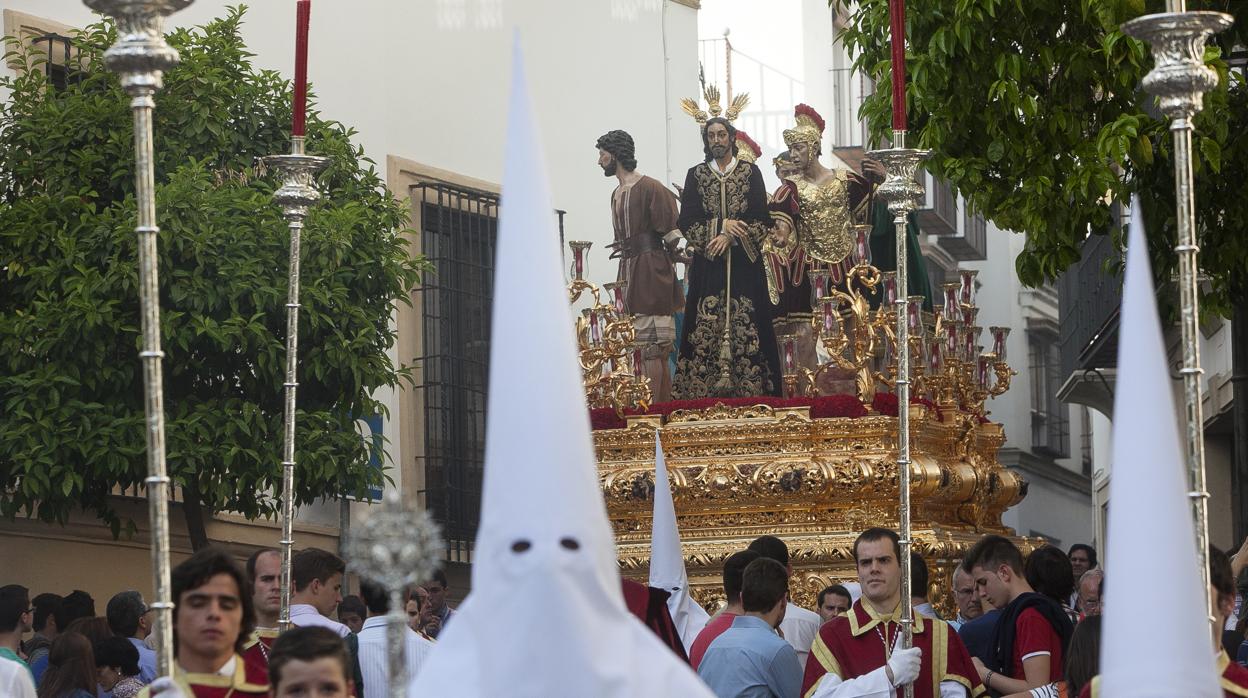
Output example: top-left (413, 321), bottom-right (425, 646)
top-left (680, 84), bottom-right (750, 127)
top-left (782, 103), bottom-right (825, 152)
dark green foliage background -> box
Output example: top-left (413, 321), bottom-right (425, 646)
top-left (0, 8), bottom-right (426, 535)
top-left (841, 0), bottom-right (1248, 315)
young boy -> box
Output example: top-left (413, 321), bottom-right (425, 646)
top-left (268, 626), bottom-right (354, 698)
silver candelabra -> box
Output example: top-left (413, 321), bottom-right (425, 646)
top-left (262, 137), bottom-right (328, 631)
top-left (82, 0), bottom-right (192, 677)
top-left (346, 491), bottom-right (444, 698)
top-left (1122, 6), bottom-right (1232, 624)
top-left (867, 133), bottom-right (929, 695)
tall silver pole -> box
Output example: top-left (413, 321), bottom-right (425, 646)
top-left (1122, 8), bottom-right (1231, 625)
top-left (868, 134), bottom-right (928, 696)
top-left (263, 137), bottom-right (327, 631)
top-left (84, 0), bottom-right (192, 677)
top-left (347, 491), bottom-right (444, 698)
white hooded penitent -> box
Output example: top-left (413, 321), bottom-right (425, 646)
top-left (649, 431), bottom-right (710, 652)
top-left (1097, 198), bottom-right (1220, 697)
top-left (408, 36), bottom-right (714, 698)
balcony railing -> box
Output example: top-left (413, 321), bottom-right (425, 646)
top-left (933, 201), bottom-right (988, 262)
top-left (916, 171), bottom-right (959, 236)
top-left (1058, 231), bottom-right (1123, 382)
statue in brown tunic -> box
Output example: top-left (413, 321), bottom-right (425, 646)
top-left (596, 130), bottom-right (684, 403)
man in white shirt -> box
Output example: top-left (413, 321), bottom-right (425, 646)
top-left (748, 535), bottom-right (821, 668)
top-left (0, 585), bottom-right (36, 698)
top-left (289, 548), bottom-right (350, 638)
top-left (356, 580), bottom-right (434, 697)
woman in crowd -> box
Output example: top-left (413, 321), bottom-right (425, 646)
top-left (1025, 545), bottom-right (1080, 623)
top-left (37, 633), bottom-right (96, 698)
top-left (93, 636), bottom-right (145, 698)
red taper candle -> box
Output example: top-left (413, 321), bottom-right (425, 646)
top-left (888, 0), bottom-right (907, 131)
top-left (292, 0), bottom-right (310, 137)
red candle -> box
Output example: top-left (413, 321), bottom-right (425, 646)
top-left (888, 0), bottom-right (907, 131)
top-left (292, 0), bottom-right (311, 137)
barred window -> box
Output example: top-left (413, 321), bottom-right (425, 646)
top-left (1029, 332), bottom-right (1070, 457)
top-left (414, 183), bottom-right (498, 562)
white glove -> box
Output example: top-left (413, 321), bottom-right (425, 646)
top-left (147, 677), bottom-right (189, 698)
top-left (886, 645), bottom-right (922, 687)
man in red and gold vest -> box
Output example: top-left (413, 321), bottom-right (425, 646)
top-left (240, 548), bottom-right (280, 674)
top-left (802, 527), bottom-right (983, 697)
top-left (141, 546), bottom-right (268, 698)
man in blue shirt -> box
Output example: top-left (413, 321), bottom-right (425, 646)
top-left (698, 557), bottom-right (803, 698)
top-left (106, 591), bottom-right (158, 683)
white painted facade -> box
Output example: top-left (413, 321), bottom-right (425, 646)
top-left (2, 0), bottom-right (701, 538)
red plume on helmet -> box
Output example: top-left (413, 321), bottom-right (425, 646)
top-left (793, 103), bottom-right (826, 134)
top-left (735, 129), bottom-right (762, 160)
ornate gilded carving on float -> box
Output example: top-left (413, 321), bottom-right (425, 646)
top-left (593, 400), bottom-right (1034, 615)
top-left (572, 240), bottom-right (1032, 615)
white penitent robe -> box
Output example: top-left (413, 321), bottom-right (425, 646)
top-left (408, 36), bottom-right (713, 698)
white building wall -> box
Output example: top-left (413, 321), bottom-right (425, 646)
top-left (3, 0), bottom-right (700, 521)
top-left (964, 226), bottom-right (1094, 548)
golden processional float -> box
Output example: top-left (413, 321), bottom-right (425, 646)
top-left (568, 238), bottom-right (1032, 614)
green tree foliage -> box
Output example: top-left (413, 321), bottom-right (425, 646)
top-left (0, 8), bottom-right (426, 542)
top-left (842, 0), bottom-right (1248, 315)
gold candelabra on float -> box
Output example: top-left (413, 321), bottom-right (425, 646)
top-left (877, 271), bottom-right (1015, 417)
top-left (780, 225), bottom-right (889, 401)
top-left (566, 241), bottom-right (651, 413)
top-left (775, 241), bottom-right (1015, 419)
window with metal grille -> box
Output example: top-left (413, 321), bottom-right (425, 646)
top-left (1029, 332), bottom-right (1070, 457)
top-left (413, 183), bottom-right (498, 563)
top-left (411, 182), bottom-right (566, 562)
top-left (29, 33), bottom-right (80, 91)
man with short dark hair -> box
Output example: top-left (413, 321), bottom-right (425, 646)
top-left (0, 585), bottom-right (35, 698)
top-left (698, 557), bottom-right (803, 698)
top-left (151, 545), bottom-right (268, 697)
top-left (356, 579), bottom-right (433, 698)
top-left (911, 552), bottom-right (942, 621)
top-left (268, 626), bottom-right (353, 698)
top-left (749, 535), bottom-right (822, 669)
top-left (62, 589), bottom-right (95, 626)
top-left (338, 596), bottom-right (365, 636)
top-left (1068, 544), bottom-right (1097, 611)
top-left (690, 549), bottom-right (762, 669)
top-left (106, 590), bottom-right (157, 683)
top-left (422, 569), bottom-right (454, 638)
top-left (817, 585), bottom-right (852, 623)
top-left (291, 548), bottom-right (349, 637)
top-left (803, 528), bottom-right (982, 697)
top-left (22, 593), bottom-right (62, 668)
top-left (963, 535), bottom-right (1073, 695)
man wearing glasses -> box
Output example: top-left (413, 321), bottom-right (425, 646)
top-left (0, 584), bottom-right (37, 698)
top-left (107, 590), bottom-right (158, 683)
